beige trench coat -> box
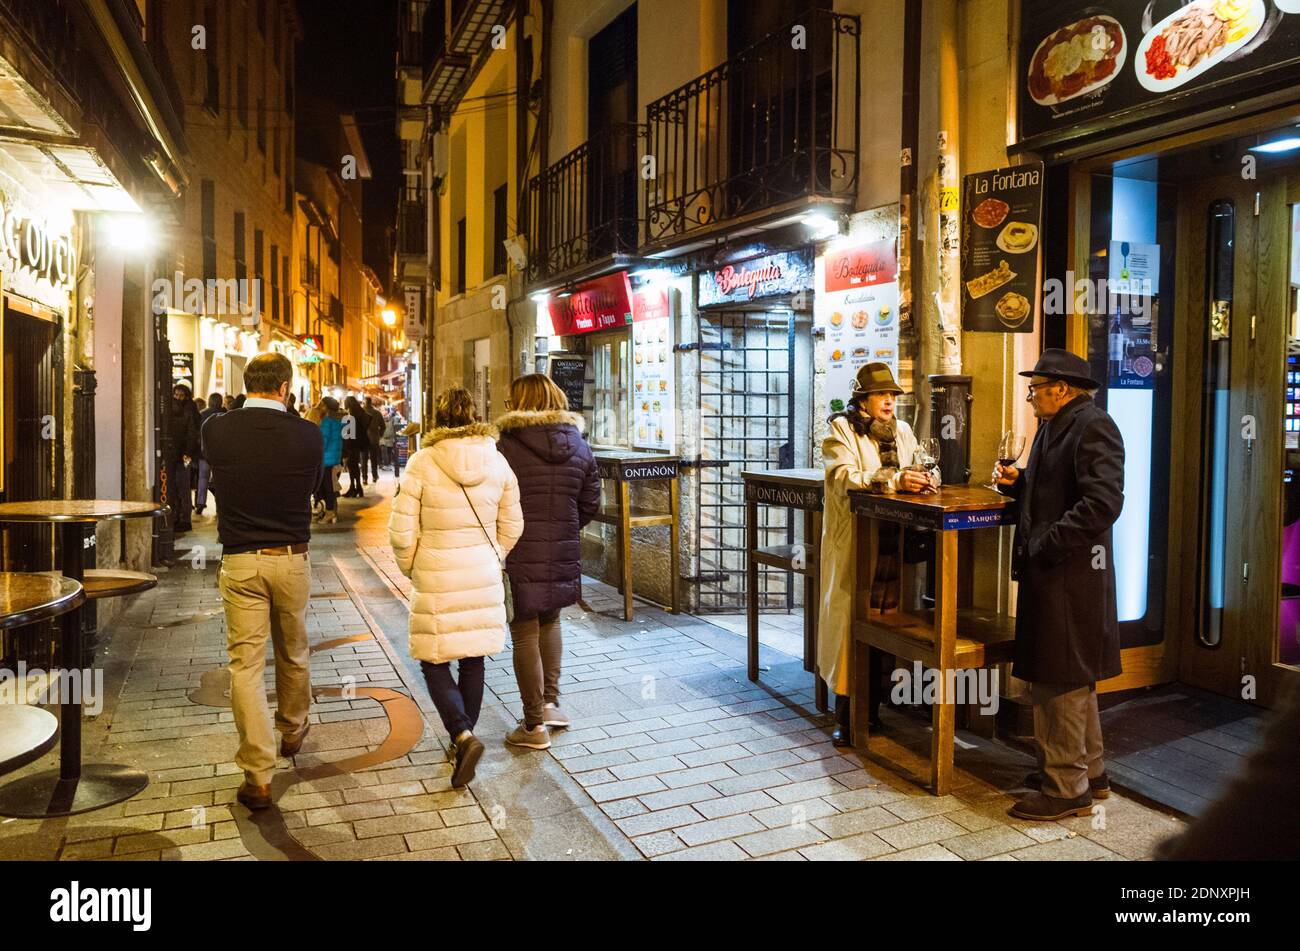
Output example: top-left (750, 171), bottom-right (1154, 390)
top-left (817, 415), bottom-right (917, 695)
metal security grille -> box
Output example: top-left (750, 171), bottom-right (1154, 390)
top-left (696, 309), bottom-right (796, 613)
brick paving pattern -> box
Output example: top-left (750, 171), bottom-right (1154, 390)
top-left (0, 480), bottom-right (1185, 860)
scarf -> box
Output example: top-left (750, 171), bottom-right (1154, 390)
top-left (868, 417), bottom-right (899, 469)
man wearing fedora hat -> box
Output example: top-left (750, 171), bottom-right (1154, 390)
top-left (820, 362), bottom-right (933, 745)
top-left (994, 348), bottom-right (1125, 821)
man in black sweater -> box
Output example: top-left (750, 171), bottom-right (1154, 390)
top-left (203, 352), bottom-right (322, 810)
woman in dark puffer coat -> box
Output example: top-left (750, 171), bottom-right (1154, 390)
top-left (495, 374), bottom-right (600, 750)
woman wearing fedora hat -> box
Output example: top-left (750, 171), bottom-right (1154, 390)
top-left (819, 362), bottom-right (932, 746)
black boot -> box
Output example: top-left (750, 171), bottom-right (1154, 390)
top-left (831, 694), bottom-right (852, 748)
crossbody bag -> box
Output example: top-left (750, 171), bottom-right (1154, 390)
top-left (457, 483), bottom-right (514, 623)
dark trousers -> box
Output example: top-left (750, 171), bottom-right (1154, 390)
top-left (345, 451), bottom-right (363, 494)
top-left (316, 465), bottom-right (337, 512)
top-left (420, 657), bottom-right (485, 739)
top-left (509, 608), bottom-right (563, 727)
top-left (166, 459), bottom-right (192, 531)
top-left (367, 445), bottom-right (380, 480)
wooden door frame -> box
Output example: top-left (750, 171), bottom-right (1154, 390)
top-left (1063, 117), bottom-right (1300, 704)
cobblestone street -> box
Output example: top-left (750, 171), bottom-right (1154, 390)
top-left (0, 475), bottom-right (1186, 861)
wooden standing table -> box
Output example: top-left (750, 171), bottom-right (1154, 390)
top-left (847, 485), bottom-right (1015, 795)
top-left (0, 500), bottom-right (164, 816)
top-left (591, 451), bottom-right (680, 621)
top-left (741, 468), bottom-right (828, 712)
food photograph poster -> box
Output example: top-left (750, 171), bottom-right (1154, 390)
top-left (961, 162), bottom-right (1044, 333)
top-left (631, 285), bottom-right (675, 452)
top-left (817, 238), bottom-right (901, 416)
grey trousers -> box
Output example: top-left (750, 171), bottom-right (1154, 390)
top-left (509, 608), bottom-right (562, 727)
top-left (1030, 681), bottom-right (1105, 799)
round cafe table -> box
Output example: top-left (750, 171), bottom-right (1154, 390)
top-left (0, 574), bottom-right (84, 778)
top-left (0, 500), bottom-right (164, 817)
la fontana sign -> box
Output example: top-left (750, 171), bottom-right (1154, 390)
top-left (0, 195), bottom-right (74, 309)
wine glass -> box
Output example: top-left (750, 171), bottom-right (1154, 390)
top-left (987, 430), bottom-right (1027, 491)
top-left (910, 438), bottom-right (940, 492)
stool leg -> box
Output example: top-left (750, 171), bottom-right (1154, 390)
top-left (59, 521), bottom-right (85, 782)
top-left (620, 480), bottom-right (633, 621)
top-left (746, 498), bottom-right (758, 682)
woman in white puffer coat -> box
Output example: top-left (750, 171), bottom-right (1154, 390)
top-left (389, 387), bottom-right (523, 788)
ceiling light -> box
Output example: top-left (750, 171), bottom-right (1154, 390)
top-left (1250, 136), bottom-right (1300, 154)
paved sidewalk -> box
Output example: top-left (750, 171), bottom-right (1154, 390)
top-left (0, 476), bottom-right (1186, 860)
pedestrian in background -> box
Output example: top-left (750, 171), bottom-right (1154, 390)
top-left (314, 396), bottom-right (343, 524)
top-left (343, 395), bottom-right (367, 497)
top-left (380, 407), bottom-right (398, 471)
top-left (286, 392), bottom-right (301, 417)
top-left (495, 374), bottom-right (600, 749)
top-left (389, 386), bottom-right (522, 787)
top-left (203, 352), bottom-right (322, 810)
top-left (364, 397), bottom-right (385, 481)
top-left (195, 393), bottom-right (225, 516)
top-left (165, 382), bottom-right (200, 537)
top-left (224, 393), bottom-right (237, 411)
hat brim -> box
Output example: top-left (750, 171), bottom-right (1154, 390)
top-left (853, 384), bottom-right (904, 396)
top-left (1017, 369), bottom-right (1101, 389)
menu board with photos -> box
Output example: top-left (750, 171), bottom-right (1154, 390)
top-left (960, 162), bottom-right (1044, 333)
top-left (1018, 0), bottom-right (1300, 150)
top-left (816, 239), bottom-right (901, 416)
top-left (630, 286), bottom-right (675, 452)
top-left (171, 352), bottom-right (194, 388)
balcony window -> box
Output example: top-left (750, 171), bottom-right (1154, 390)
top-left (644, 7), bottom-right (859, 246)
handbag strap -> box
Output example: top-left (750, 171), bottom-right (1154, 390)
top-left (457, 482), bottom-right (504, 569)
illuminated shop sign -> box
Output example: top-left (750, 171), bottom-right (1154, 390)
top-left (698, 249), bottom-right (814, 306)
top-left (0, 195), bottom-right (74, 307)
top-left (547, 272), bottom-right (633, 335)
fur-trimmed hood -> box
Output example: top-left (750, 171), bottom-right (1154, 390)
top-left (495, 410), bottom-right (587, 465)
top-left (419, 423), bottom-right (500, 487)
top-left (420, 422), bottom-right (499, 448)
top-left (495, 409), bottom-right (585, 433)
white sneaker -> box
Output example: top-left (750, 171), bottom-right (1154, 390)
top-left (542, 703), bottom-right (570, 729)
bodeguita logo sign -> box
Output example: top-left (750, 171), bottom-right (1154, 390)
top-left (711, 261), bottom-right (783, 299)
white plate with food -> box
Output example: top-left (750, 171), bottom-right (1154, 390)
top-left (996, 221), bottom-right (1039, 254)
top-left (1136, 0), bottom-right (1265, 92)
top-left (1028, 14), bottom-right (1127, 106)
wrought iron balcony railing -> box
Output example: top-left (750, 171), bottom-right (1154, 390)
top-left (449, 0), bottom-right (509, 55)
top-left (527, 123), bottom-right (644, 287)
top-left (644, 8), bottom-right (860, 248)
top-left (398, 198), bottom-right (427, 257)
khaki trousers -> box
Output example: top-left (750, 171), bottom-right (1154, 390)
top-left (219, 551), bottom-right (312, 786)
top-left (1030, 681), bottom-right (1105, 800)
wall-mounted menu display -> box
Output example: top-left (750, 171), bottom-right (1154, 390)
top-left (960, 162), bottom-right (1044, 333)
top-left (547, 355), bottom-right (588, 413)
top-left (816, 239), bottom-right (900, 416)
top-left (631, 285), bottom-right (675, 452)
top-left (1017, 0), bottom-right (1300, 150)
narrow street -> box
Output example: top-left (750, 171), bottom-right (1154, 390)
top-left (0, 471), bottom-right (1184, 862)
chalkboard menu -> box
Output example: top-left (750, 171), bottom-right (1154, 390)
top-left (960, 162), bottom-right (1044, 334)
top-left (548, 355), bottom-right (587, 412)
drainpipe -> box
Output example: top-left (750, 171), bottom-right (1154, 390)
top-left (916, 0), bottom-right (964, 453)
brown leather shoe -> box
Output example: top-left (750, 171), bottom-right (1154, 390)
top-left (236, 781), bottom-right (273, 810)
top-left (280, 724), bottom-right (310, 757)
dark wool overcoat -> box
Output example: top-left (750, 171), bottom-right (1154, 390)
top-left (1003, 395), bottom-right (1125, 685)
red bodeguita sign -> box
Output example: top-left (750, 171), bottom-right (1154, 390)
top-left (547, 272), bottom-right (634, 335)
top-left (823, 239), bottom-right (898, 292)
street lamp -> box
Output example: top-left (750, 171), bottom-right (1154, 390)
top-left (382, 307), bottom-right (397, 327)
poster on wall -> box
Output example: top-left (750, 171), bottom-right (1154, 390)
top-left (817, 239), bottom-right (900, 415)
top-left (1108, 240), bottom-right (1160, 295)
top-left (1017, 0), bottom-right (1300, 150)
top-left (960, 162), bottom-right (1044, 333)
top-left (630, 285), bottom-right (675, 451)
top-left (171, 353), bottom-right (194, 389)
top-left (1292, 204), bottom-right (1300, 287)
